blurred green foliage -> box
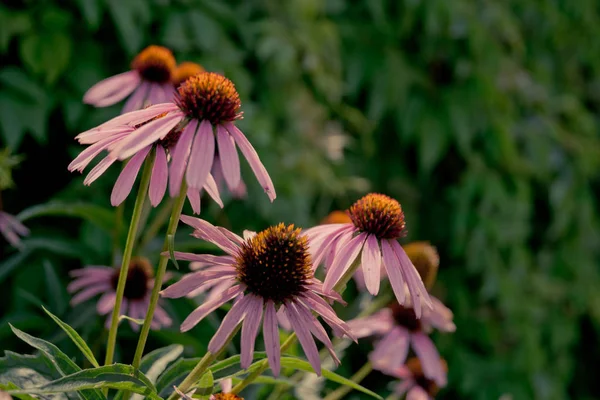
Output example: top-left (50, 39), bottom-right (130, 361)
top-left (1, 0), bottom-right (600, 399)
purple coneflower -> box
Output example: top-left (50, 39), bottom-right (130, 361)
top-left (305, 193), bottom-right (431, 317)
top-left (161, 217), bottom-right (354, 376)
top-left (0, 211), bottom-right (29, 248)
top-left (84, 45), bottom-right (176, 113)
top-left (388, 357), bottom-right (448, 400)
top-left (81, 72), bottom-right (275, 202)
top-left (347, 293), bottom-right (454, 385)
top-left (68, 257), bottom-right (172, 330)
top-left (68, 105), bottom-right (223, 211)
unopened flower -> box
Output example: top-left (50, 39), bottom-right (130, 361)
top-left (174, 379), bottom-right (239, 400)
top-left (305, 194), bottom-right (431, 316)
top-left (347, 292), bottom-right (454, 384)
top-left (162, 218), bottom-right (354, 376)
top-left (84, 45), bottom-right (176, 112)
top-left (68, 106), bottom-right (223, 210)
top-left (68, 257), bottom-right (172, 330)
top-left (0, 211), bottom-right (29, 248)
top-left (388, 357), bottom-right (448, 400)
top-left (76, 72), bottom-right (275, 202)
top-left (172, 62), bottom-right (205, 88)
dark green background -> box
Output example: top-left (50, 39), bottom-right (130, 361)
top-left (1, 1), bottom-right (600, 399)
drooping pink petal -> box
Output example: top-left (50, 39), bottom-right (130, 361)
top-left (166, 251), bottom-right (234, 265)
top-left (369, 327), bottom-right (410, 372)
top-left (122, 82), bottom-right (150, 113)
top-left (208, 294), bottom-right (252, 354)
top-left (216, 125), bottom-right (241, 191)
top-left (69, 132), bottom-right (129, 172)
top-left (203, 174), bottom-right (223, 208)
top-left (411, 332), bottom-right (446, 386)
top-left (346, 309), bottom-right (395, 338)
top-left (381, 240), bottom-right (406, 306)
top-left (392, 240), bottom-right (433, 315)
top-left (69, 267), bottom-right (114, 278)
top-left (160, 268), bottom-right (237, 298)
top-left (225, 123), bottom-right (276, 202)
top-left (180, 216), bottom-right (239, 255)
top-left (393, 380), bottom-right (414, 397)
top-left (220, 378), bottom-right (232, 393)
top-left (70, 285), bottom-right (111, 305)
top-left (149, 145), bottom-right (168, 206)
top-left (201, 279), bottom-right (236, 303)
top-left (298, 291), bottom-right (355, 341)
top-left (169, 120), bottom-right (197, 196)
top-left (83, 70), bottom-right (141, 107)
top-left (1, 212), bottom-right (29, 237)
top-left (178, 285), bottom-right (243, 332)
top-left (128, 301), bottom-right (141, 331)
top-left (263, 301), bottom-right (281, 376)
top-left (216, 227), bottom-right (244, 247)
top-left (84, 155), bottom-right (118, 185)
top-left (322, 233), bottom-right (367, 294)
top-left (425, 297), bottom-right (456, 332)
top-left (186, 120), bottom-right (214, 190)
top-left (294, 301), bottom-right (340, 366)
top-left (67, 275), bottom-right (109, 292)
top-left (406, 386), bottom-right (430, 400)
top-left (309, 225), bottom-right (354, 269)
top-left (112, 112), bottom-right (183, 160)
top-left (110, 145), bottom-right (152, 206)
top-left (186, 187), bottom-right (201, 214)
top-left (285, 302), bottom-right (321, 376)
top-left (276, 306), bottom-right (292, 331)
top-left (97, 292), bottom-right (116, 315)
top-left (154, 305), bottom-right (173, 327)
top-left (361, 234), bottom-right (382, 295)
top-left (240, 295), bottom-right (264, 369)
top-left (76, 126), bottom-right (135, 145)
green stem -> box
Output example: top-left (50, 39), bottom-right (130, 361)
top-left (231, 262), bottom-right (362, 395)
top-left (131, 182), bottom-right (188, 368)
top-left (112, 203), bottom-right (125, 264)
top-left (104, 153), bottom-right (154, 366)
top-left (322, 361), bottom-right (373, 400)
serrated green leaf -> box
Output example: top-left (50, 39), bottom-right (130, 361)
top-left (42, 306), bottom-right (99, 368)
top-left (8, 364), bottom-right (159, 399)
top-left (17, 202), bottom-right (115, 232)
top-left (279, 357), bottom-right (382, 399)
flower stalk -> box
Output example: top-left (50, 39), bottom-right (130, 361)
top-left (322, 361), bottom-right (373, 400)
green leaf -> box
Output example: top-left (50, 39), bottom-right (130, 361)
top-left (75, 0), bottom-right (103, 30)
top-left (138, 345), bottom-right (183, 385)
top-left (0, 382), bottom-right (41, 400)
top-left (194, 370), bottom-right (214, 398)
top-left (0, 8), bottom-right (31, 53)
top-left (43, 260), bottom-right (68, 314)
top-left (19, 32), bottom-right (72, 84)
top-left (0, 350), bottom-right (63, 396)
top-left (0, 249), bottom-right (31, 285)
top-left (17, 202), bottom-right (115, 232)
top-left (168, 234), bottom-right (180, 270)
top-left (8, 364), bottom-right (159, 399)
top-left (279, 357), bottom-right (382, 399)
top-left (42, 306), bottom-right (100, 368)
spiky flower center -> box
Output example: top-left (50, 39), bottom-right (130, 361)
top-left (348, 193), bottom-right (406, 239)
top-left (131, 45), bottom-right (176, 83)
top-left (320, 210), bottom-right (352, 225)
top-left (390, 303), bottom-right (421, 332)
top-left (110, 257), bottom-right (153, 300)
top-left (403, 242), bottom-right (439, 290)
top-left (406, 357), bottom-right (447, 396)
top-left (212, 394), bottom-right (243, 400)
top-left (175, 72), bottom-right (242, 125)
top-left (235, 224), bottom-right (313, 303)
top-left (172, 62), bottom-right (206, 87)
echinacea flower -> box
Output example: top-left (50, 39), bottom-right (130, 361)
top-left (305, 193), bottom-right (431, 316)
top-left (68, 257), bottom-right (172, 330)
top-left (388, 357), bottom-right (448, 400)
top-left (79, 72), bottom-right (275, 202)
top-left (68, 105), bottom-right (223, 211)
top-left (84, 45), bottom-right (176, 113)
top-left (172, 62), bottom-right (205, 88)
top-left (161, 218), bottom-right (355, 376)
top-left (347, 292), bottom-right (454, 385)
top-left (0, 211), bottom-right (29, 248)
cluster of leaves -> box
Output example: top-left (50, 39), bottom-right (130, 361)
top-left (1, 0), bottom-right (599, 399)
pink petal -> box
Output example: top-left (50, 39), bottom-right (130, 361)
top-left (110, 145), bottom-right (152, 206)
top-left (68, 132), bottom-right (128, 172)
top-left (220, 378), bottom-right (232, 393)
top-left (122, 82), bottom-right (150, 113)
top-left (203, 174), bottom-right (224, 208)
top-left (297, 292), bottom-right (355, 341)
top-left (346, 309), bottom-right (395, 338)
top-left (369, 327), bottom-right (410, 372)
top-left (160, 268), bottom-right (237, 298)
top-left (392, 240), bottom-right (433, 315)
top-left (240, 295), bottom-right (264, 369)
top-left (411, 332), bottom-right (446, 386)
top-left (179, 285), bottom-right (243, 332)
top-left (406, 386), bottom-right (430, 400)
top-left (149, 145), bottom-right (169, 206)
top-left (186, 120), bottom-right (214, 190)
top-left (112, 112), bottom-right (183, 160)
top-left (309, 225), bottom-right (353, 269)
top-left (276, 306), bottom-right (292, 331)
top-left (216, 227), bottom-right (244, 247)
top-left (208, 294), bottom-right (252, 354)
top-left (180, 216), bottom-right (239, 255)
top-left (263, 301), bottom-right (281, 376)
top-left (76, 126), bottom-right (135, 145)
top-left (83, 70), bottom-right (141, 107)
top-left (216, 125), bottom-right (241, 191)
top-left (166, 251), bottom-right (234, 265)
top-left (201, 279), bottom-right (236, 303)
top-left (285, 302), bottom-right (321, 376)
top-left (186, 187), bottom-right (201, 214)
top-left (84, 155), bottom-right (118, 185)
top-left (322, 233), bottom-right (367, 294)
top-left (225, 123), bottom-right (276, 202)
top-left (154, 305), bottom-right (173, 327)
top-left (361, 235), bottom-right (382, 295)
top-left (70, 285), bottom-right (110, 305)
top-left (1, 212), bottom-right (29, 236)
top-left (97, 292), bottom-right (116, 315)
top-left (426, 296), bottom-right (456, 332)
top-left (169, 120), bottom-right (197, 196)
top-left (381, 240), bottom-right (406, 306)
top-left (294, 301), bottom-right (340, 366)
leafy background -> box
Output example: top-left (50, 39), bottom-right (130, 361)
top-left (1, 0), bottom-right (600, 399)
